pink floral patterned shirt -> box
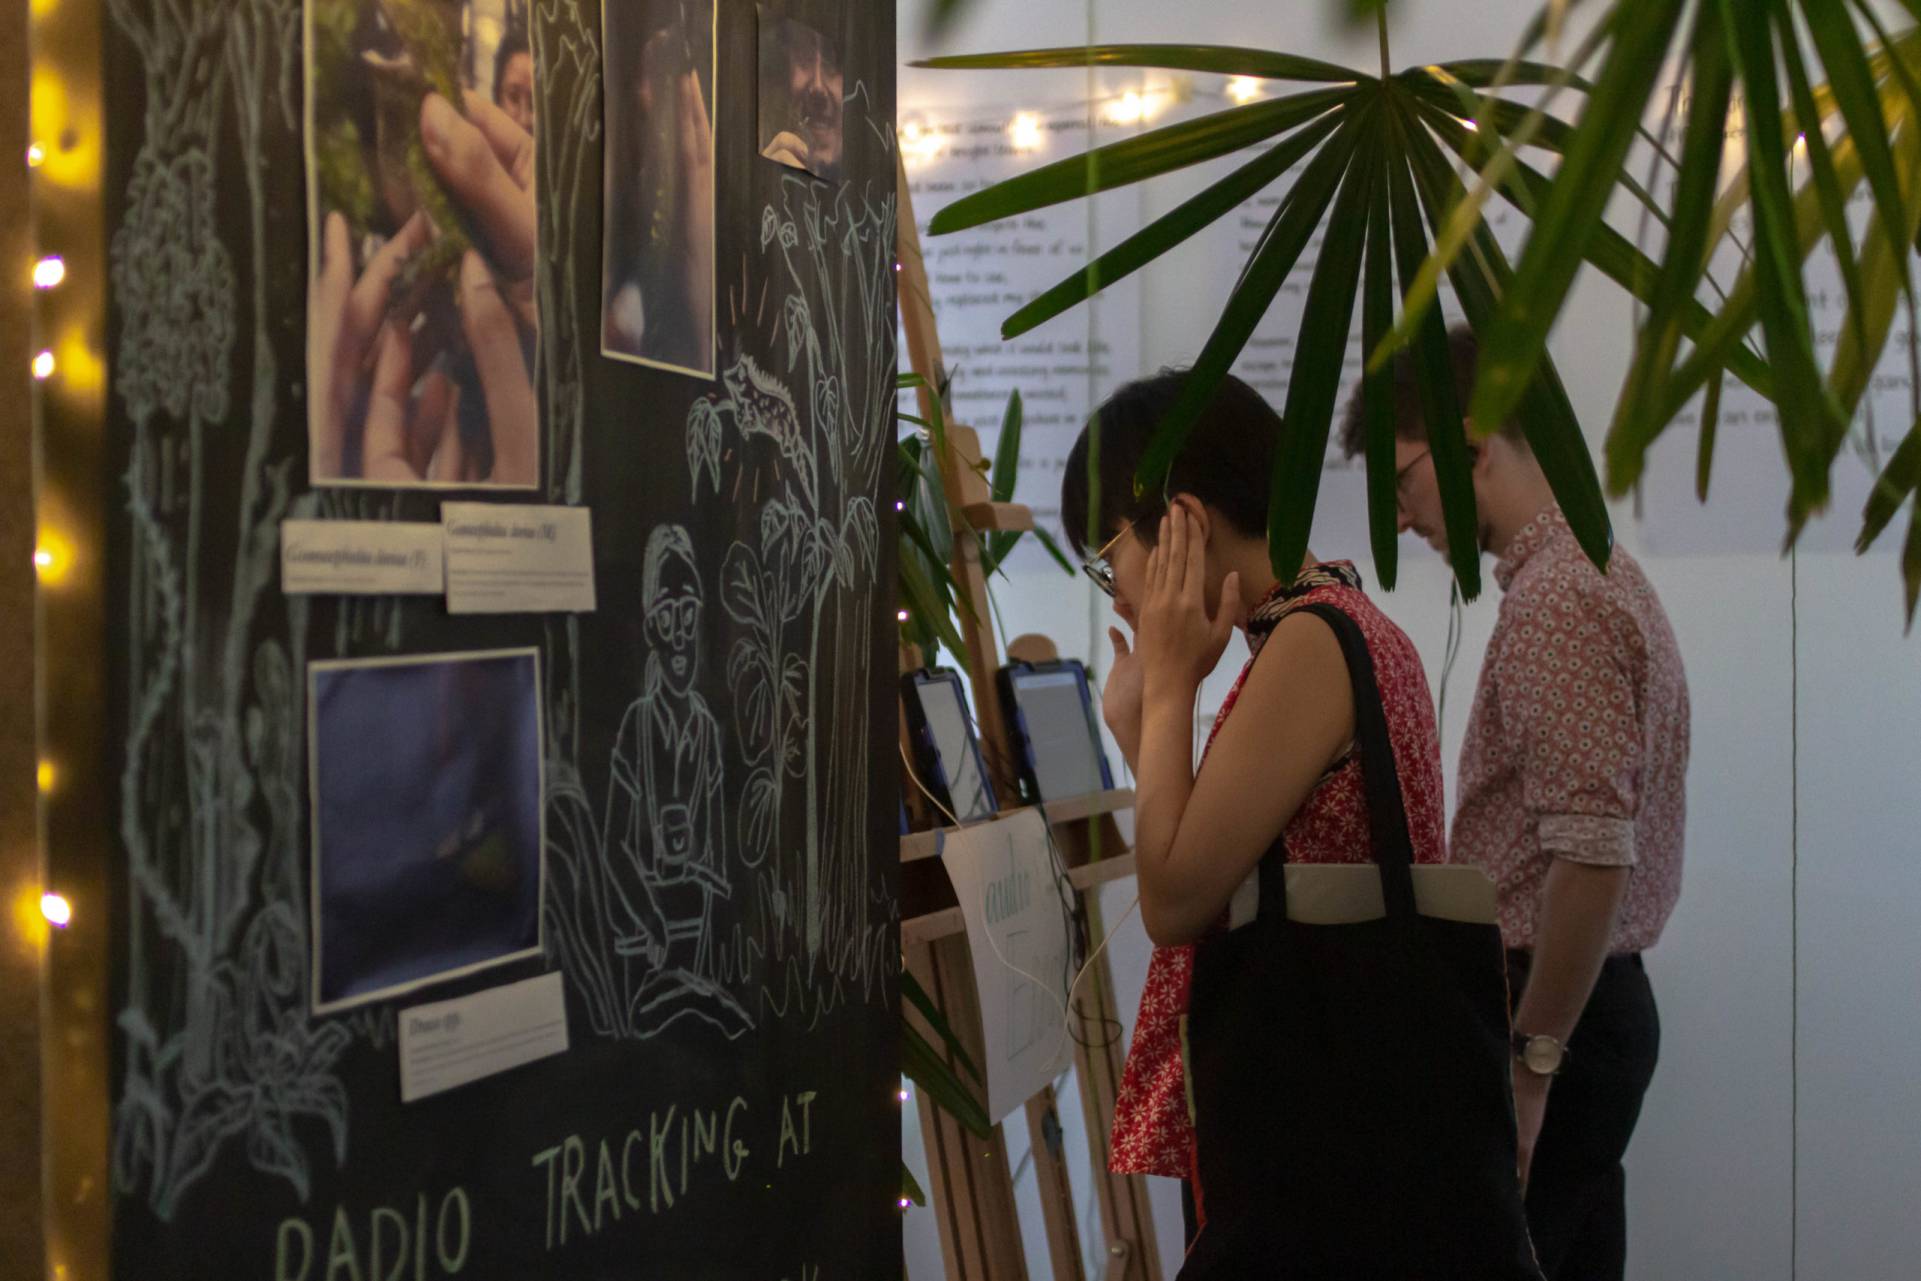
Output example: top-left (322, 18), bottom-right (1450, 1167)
top-left (1107, 565), bottom-right (1448, 1180)
top-left (1453, 505), bottom-right (1690, 954)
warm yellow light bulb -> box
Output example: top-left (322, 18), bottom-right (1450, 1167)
top-left (37, 759), bottom-right (56, 793)
top-left (40, 893), bottom-right (73, 928)
top-left (26, 142), bottom-right (45, 168)
top-left (33, 256), bottom-right (66, 289)
top-left (32, 350), bottom-right (55, 380)
top-left (1226, 77), bottom-right (1264, 105)
top-left (1009, 112), bottom-right (1043, 152)
top-left (1105, 91), bottom-right (1146, 126)
top-left (33, 529), bottom-right (72, 585)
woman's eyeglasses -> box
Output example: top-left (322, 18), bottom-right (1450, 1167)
top-left (1080, 522), bottom-right (1137, 600)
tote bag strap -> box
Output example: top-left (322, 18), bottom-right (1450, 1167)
top-left (1254, 602), bottom-right (1419, 923)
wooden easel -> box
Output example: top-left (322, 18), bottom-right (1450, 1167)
top-left (896, 154), bottom-right (1163, 1281)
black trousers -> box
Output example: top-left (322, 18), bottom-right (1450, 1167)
top-left (1507, 949), bottom-right (1661, 1281)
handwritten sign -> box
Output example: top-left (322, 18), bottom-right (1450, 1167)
top-left (399, 973), bottom-right (570, 1104)
top-left (280, 519), bottom-right (445, 595)
top-left (442, 503), bottom-right (597, 614)
top-left (939, 809), bottom-right (1077, 1124)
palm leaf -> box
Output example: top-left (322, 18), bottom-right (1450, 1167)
top-left (1903, 491), bottom-right (1921, 631)
top-left (928, 86), bottom-right (1357, 235)
top-left (1134, 113), bottom-right (1367, 497)
top-left (1360, 127), bottom-right (1402, 588)
top-left (989, 389), bottom-right (1024, 503)
top-left (1002, 112), bottom-right (1345, 339)
top-left (913, 43), bottom-right (1363, 82)
top-left (1606, 1), bottom-right (1735, 493)
top-left (1385, 106), bottom-right (1483, 597)
top-left (1399, 100), bottom-right (1613, 573)
top-left (1697, 364), bottom-right (1726, 502)
top-left (1721, 0), bottom-right (1850, 536)
top-left (1858, 422), bottom-right (1921, 551)
top-left (901, 1161), bottom-right (927, 1208)
top-left (1412, 101), bottom-right (1775, 404)
top-left (1030, 526), bottom-right (1077, 575)
top-left (902, 1019), bottom-right (992, 1139)
top-left (1267, 106), bottom-right (1381, 580)
top-left (902, 969), bottom-right (983, 1085)
top-left (1468, 0), bottom-right (1688, 440)
top-left (1800, 0), bottom-right (1913, 298)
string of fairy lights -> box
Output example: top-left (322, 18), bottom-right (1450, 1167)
top-left (24, 10), bottom-right (98, 945)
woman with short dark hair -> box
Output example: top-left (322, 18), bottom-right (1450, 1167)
top-left (1067, 369), bottom-right (1536, 1276)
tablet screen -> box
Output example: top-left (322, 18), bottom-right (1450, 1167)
top-left (919, 677), bottom-right (994, 822)
top-left (1011, 667), bottom-right (1106, 801)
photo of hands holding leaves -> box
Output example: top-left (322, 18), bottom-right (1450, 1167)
top-left (307, 0), bottom-right (539, 489)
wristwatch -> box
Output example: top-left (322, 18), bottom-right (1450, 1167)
top-left (1512, 1030), bottom-right (1571, 1077)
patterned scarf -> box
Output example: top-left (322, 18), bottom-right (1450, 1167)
top-left (1244, 562), bottom-right (1364, 658)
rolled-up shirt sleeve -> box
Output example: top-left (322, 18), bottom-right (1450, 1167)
top-left (1505, 589), bottom-right (1644, 868)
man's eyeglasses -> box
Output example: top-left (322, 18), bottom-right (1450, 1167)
top-left (1395, 448), bottom-right (1432, 502)
top-left (1080, 522), bottom-right (1137, 600)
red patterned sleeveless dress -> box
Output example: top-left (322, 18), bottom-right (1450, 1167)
top-left (1107, 562), bottom-right (1448, 1182)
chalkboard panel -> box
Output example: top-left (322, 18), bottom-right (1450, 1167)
top-left (100, 0), bottom-right (899, 1275)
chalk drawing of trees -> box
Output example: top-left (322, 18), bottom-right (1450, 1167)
top-left (685, 124), bottom-right (897, 1018)
top-left (107, 0), bottom-right (352, 1220)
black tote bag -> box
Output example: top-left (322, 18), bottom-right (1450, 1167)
top-left (1179, 603), bottom-right (1541, 1279)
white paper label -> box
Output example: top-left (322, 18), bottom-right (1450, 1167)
top-left (939, 809), bottom-right (1076, 1125)
top-left (442, 503), bottom-right (596, 614)
top-left (280, 519), bottom-right (444, 595)
top-left (398, 972), bottom-right (569, 1103)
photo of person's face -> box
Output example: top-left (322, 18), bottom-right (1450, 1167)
top-left (758, 11), bottom-right (844, 181)
top-left (783, 22), bottom-right (842, 172)
top-left (496, 48), bottom-right (535, 133)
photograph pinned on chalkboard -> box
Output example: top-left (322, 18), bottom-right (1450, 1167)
top-left (305, 0), bottom-right (541, 489)
top-left (308, 648), bottom-right (546, 1013)
top-left (757, 6), bottom-right (844, 182)
top-left (601, 0), bottom-right (717, 379)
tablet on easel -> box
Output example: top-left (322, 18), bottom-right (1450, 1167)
top-left (901, 667), bottom-right (997, 825)
top-left (996, 658), bottom-right (1113, 805)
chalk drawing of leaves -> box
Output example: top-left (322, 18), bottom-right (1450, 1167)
top-left (280, 1077), bottom-right (350, 1164)
top-left (721, 542), bottom-right (768, 633)
top-left (842, 498), bottom-right (879, 580)
top-left (686, 398), bottom-right (723, 497)
top-left (784, 294), bottom-right (809, 369)
top-left (761, 206), bottom-right (778, 250)
top-left (819, 519), bottom-right (855, 591)
top-left (781, 652), bottom-right (807, 781)
top-left (156, 1083), bottom-right (250, 1218)
top-left (760, 496), bottom-right (794, 564)
top-left (246, 1102), bottom-right (313, 1201)
top-left (739, 767), bottom-right (780, 870)
top-left (113, 1071), bottom-right (170, 1194)
top-left (779, 220), bottom-right (799, 251)
top-left (727, 640), bottom-right (776, 765)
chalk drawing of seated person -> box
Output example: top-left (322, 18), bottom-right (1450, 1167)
top-left (602, 524), bottom-right (751, 1038)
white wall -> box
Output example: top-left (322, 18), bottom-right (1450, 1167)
top-left (903, 3), bottom-right (1920, 1279)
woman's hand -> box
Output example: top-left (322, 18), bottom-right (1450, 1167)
top-left (1102, 626), bottom-right (1145, 770)
top-left (1135, 506), bottom-right (1241, 702)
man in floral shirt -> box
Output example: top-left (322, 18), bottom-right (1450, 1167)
top-left (1342, 327), bottom-right (1689, 1281)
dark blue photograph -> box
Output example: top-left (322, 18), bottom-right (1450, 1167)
top-left (309, 649), bottom-right (544, 1011)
